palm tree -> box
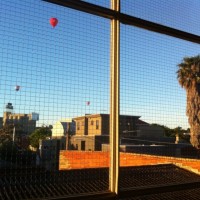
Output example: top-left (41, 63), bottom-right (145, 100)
top-left (177, 55), bottom-right (200, 149)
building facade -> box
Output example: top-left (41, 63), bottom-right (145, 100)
top-left (74, 114), bottom-right (140, 136)
top-left (3, 103), bottom-right (39, 135)
top-left (3, 112), bottom-right (38, 135)
top-left (39, 137), bottom-right (66, 171)
top-left (52, 119), bottom-right (75, 137)
top-left (0, 117), bottom-right (3, 129)
top-left (71, 114), bottom-right (140, 151)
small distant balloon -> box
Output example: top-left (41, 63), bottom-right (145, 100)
top-left (49, 18), bottom-right (58, 28)
top-left (86, 101), bottom-right (90, 106)
top-left (15, 85), bottom-right (20, 91)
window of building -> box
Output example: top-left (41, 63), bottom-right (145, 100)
top-left (77, 122), bottom-right (80, 130)
top-left (91, 120), bottom-right (94, 125)
top-left (96, 120), bottom-right (99, 129)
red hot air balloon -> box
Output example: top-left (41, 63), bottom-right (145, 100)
top-left (50, 18), bottom-right (58, 28)
top-left (15, 85), bottom-right (20, 91)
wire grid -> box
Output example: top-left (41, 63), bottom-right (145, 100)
top-left (119, 164), bottom-right (200, 189)
top-left (0, 168), bottom-right (109, 200)
top-left (0, 0), bottom-right (110, 198)
top-left (120, 188), bottom-right (200, 200)
top-left (120, 18), bottom-right (200, 157)
top-left (82, 0), bottom-right (110, 8)
top-left (121, 0), bottom-right (200, 36)
top-left (119, 0), bottom-right (200, 190)
top-left (1, 0), bottom-right (200, 199)
top-left (1, 164), bottom-right (200, 199)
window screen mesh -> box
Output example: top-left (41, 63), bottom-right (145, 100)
top-left (0, 0), bottom-right (110, 199)
top-left (1, 0), bottom-right (200, 199)
top-left (82, 0), bottom-right (110, 8)
top-left (119, 1), bottom-right (200, 190)
top-left (121, 0), bottom-right (200, 35)
top-left (119, 23), bottom-right (200, 178)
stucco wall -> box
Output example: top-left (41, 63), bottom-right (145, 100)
top-left (88, 115), bottom-right (102, 136)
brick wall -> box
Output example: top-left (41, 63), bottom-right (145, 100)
top-left (59, 151), bottom-right (109, 170)
top-left (59, 151), bottom-right (200, 174)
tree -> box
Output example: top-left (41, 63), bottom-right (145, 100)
top-left (173, 126), bottom-right (182, 136)
top-left (0, 125), bottom-right (13, 144)
top-left (0, 141), bottom-right (18, 162)
top-left (151, 123), bottom-right (174, 137)
top-left (29, 126), bottom-right (51, 148)
top-left (177, 55), bottom-right (200, 149)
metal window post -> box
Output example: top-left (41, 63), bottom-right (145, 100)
top-left (110, 0), bottom-right (120, 194)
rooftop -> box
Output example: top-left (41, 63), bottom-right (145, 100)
top-left (1, 164), bottom-right (200, 200)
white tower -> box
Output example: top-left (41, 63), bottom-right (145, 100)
top-left (5, 103), bottom-right (14, 113)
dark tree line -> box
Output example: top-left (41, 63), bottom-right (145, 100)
top-left (151, 124), bottom-right (190, 142)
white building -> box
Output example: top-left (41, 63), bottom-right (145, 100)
top-left (52, 118), bottom-right (75, 137)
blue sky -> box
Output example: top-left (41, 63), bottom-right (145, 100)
top-left (1, 0), bottom-right (200, 129)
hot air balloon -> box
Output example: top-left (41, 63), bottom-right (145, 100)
top-left (15, 85), bottom-right (20, 91)
top-left (86, 101), bottom-right (90, 106)
top-left (49, 18), bottom-right (58, 28)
